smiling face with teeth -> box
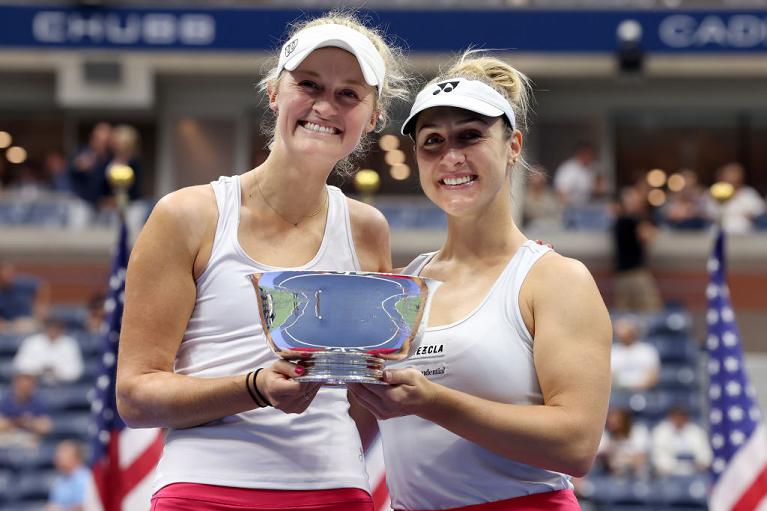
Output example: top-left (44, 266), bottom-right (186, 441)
top-left (269, 47), bottom-right (379, 171)
top-left (414, 107), bottom-right (521, 218)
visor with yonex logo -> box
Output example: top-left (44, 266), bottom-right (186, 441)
top-left (401, 78), bottom-right (516, 140)
top-left (277, 24), bottom-right (385, 95)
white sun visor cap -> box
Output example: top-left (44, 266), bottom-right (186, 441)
top-left (277, 24), bottom-right (386, 95)
top-left (401, 78), bottom-right (516, 140)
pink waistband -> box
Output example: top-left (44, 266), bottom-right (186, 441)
top-left (154, 483), bottom-right (371, 508)
top-left (397, 489), bottom-right (581, 511)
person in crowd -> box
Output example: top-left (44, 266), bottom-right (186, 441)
top-left (612, 185), bottom-right (663, 312)
top-left (84, 292), bottom-right (106, 334)
top-left (0, 372), bottom-right (53, 448)
top-left (68, 122), bottom-right (112, 209)
top-left (348, 52), bottom-right (612, 511)
top-left (0, 260), bottom-right (50, 333)
top-left (116, 12), bottom-right (408, 511)
top-left (662, 169), bottom-right (709, 230)
top-left (651, 407), bottom-right (711, 477)
top-left (45, 440), bottom-right (90, 511)
top-left (554, 141), bottom-right (600, 205)
top-left (596, 408), bottom-right (650, 479)
top-left (522, 166), bottom-right (563, 229)
top-left (610, 316), bottom-right (660, 391)
top-left (44, 149), bottom-right (73, 194)
top-left (13, 314), bottom-right (84, 384)
top-left (8, 163), bottom-right (47, 199)
top-left (705, 161), bottom-right (765, 233)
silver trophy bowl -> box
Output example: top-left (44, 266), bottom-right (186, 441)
top-left (249, 270), bottom-right (438, 384)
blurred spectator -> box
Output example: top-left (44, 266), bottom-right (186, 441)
top-left (0, 260), bottom-right (50, 333)
top-left (651, 407), bottom-right (711, 477)
top-left (85, 293), bottom-right (106, 334)
top-left (553, 142), bottom-right (600, 205)
top-left (705, 162), bottom-right (765, 233)
top-left (13, 315), bottom-right (84, 384)
top-left (611, 316), bottom-right (660, 391)
top-left (46, 440), bottom-right (89, 511)
top-left (612, 186), bottom-right (662, 312)
top-left (0, 372), bottom-right (53, 448)
top-left (68, 122), bottom-right (112, 209)
top-left (8, 163), bottom-right (47, 199)
top-left (596, 408), bottom-right (650, 478)
top-left (44, 149), bottom-right (73, 194)
top-left (522, 167), bottom-right (562, 228)
top-left (663, 169), bottom-right (709, 230)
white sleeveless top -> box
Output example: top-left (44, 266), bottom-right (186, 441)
top-left (379, 240), bottom-right (573, 510)
top-left (153, 175), bottom-right (370, 493)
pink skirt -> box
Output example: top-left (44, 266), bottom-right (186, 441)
top-left (151, 483), bottom-right (373, 511)
top-left (395, 489), bottom-right (581, 511)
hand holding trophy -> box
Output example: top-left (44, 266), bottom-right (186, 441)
top-left (250, 271), bottom-right (439, 384)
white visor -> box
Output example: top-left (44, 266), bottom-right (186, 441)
top-left (401, 78), bottom-right (516, 139)
top-left (277, 24), bottom-right (385, 95)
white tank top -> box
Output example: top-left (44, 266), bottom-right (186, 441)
top-left (153, 175), bottom-right (370, 493)
top-left (379, 240), bottom-right (573, 510)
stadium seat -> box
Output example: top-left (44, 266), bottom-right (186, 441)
top-left (657, 475), bottom-right (709, 506)
top-left (563, 204), bottom-right (612, 231)
top-left (658, 364), bottom-right (698, 390)
top-left (0, 469), bottom-right (14, 503)
top-left (0, 442), bottom-right (56, 471)
top-left (73, 331), bottom-right (103, 356)
top-left (0, 332), bottom-right (25, 357)
top-left (39, 383), bottom-right (93, 412)
top-left (0, 360), bottom-right (15, 384)
top-left (646, 309), bottom-right (692, 337)
top-left (49, 411), bottom-right (92, 441)
top-left (646, 335), bottom-right (699, 364)
top-left (754, 213), bottom-right (767, 231)
top-left (585, 476), bottom-right (660, 506)
top-left (610, 389), bottom-right (702, 420)
top-left (13, 468), bottom-right (57, 502)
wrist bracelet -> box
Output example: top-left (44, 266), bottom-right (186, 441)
top-left (245, 371), bottom-right (267, 408)
top-left (252, 368), bottom-right (273, 407)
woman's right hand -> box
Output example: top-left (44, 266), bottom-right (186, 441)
top-left (256, 360), bottom-right (322, 414)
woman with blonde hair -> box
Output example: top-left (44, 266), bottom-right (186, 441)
top-left (349, 53), bottom-right (612, 510)
top-left (116, 12), bottom-right (407, 511)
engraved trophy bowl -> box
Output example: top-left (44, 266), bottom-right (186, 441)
top-left (249, 271), bottom-right (439, 385)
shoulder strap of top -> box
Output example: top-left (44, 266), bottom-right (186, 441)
top-left (208, 175), bottom-right (241, 259)
top-left (326, 186), bottom-right (361, 271)
top-left (502, 241), bottom-right (552, 344)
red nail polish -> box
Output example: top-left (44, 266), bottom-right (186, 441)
top-left (295, 365), bottom-right (305, 375)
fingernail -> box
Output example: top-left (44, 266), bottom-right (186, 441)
top-left (294, 365), bottom-right (305, 376)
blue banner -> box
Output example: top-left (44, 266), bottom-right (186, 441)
top-left (0, 5), bottom-right (766, 53)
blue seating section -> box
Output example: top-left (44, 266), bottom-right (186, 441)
top-left (584, 308), bottom-right (709, 510)
top-left (0, 196), bottom-right (153, 228)
top-left (563, 204), bottom-right (613, 231)
top-left (0, 319), bottom-right (102, 508)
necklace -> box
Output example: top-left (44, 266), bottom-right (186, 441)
top-left (252, 175), bottom-right (328, 227)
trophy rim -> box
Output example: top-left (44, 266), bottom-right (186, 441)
top-left (250, 270), bottom-right (432, 358)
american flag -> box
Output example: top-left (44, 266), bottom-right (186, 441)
top-left (706, 229), bottom-right (767, 511)
top-left (85, 221), bottom-right (164, 511)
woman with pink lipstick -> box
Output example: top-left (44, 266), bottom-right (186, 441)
top-left (348, 53), bottom-right (612, 511)
top-left (115, 13), bottom-right (407, 511)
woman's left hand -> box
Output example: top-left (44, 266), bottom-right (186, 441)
top-left (348, 368), bottom-right (437, 420)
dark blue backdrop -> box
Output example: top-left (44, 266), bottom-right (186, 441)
top-left (1, 5), bottom-right (766, 53)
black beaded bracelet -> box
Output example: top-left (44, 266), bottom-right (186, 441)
top-left (245, 371), bottom-right (267, 408)
top-left (251, 368), bottom-right (273, 407)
